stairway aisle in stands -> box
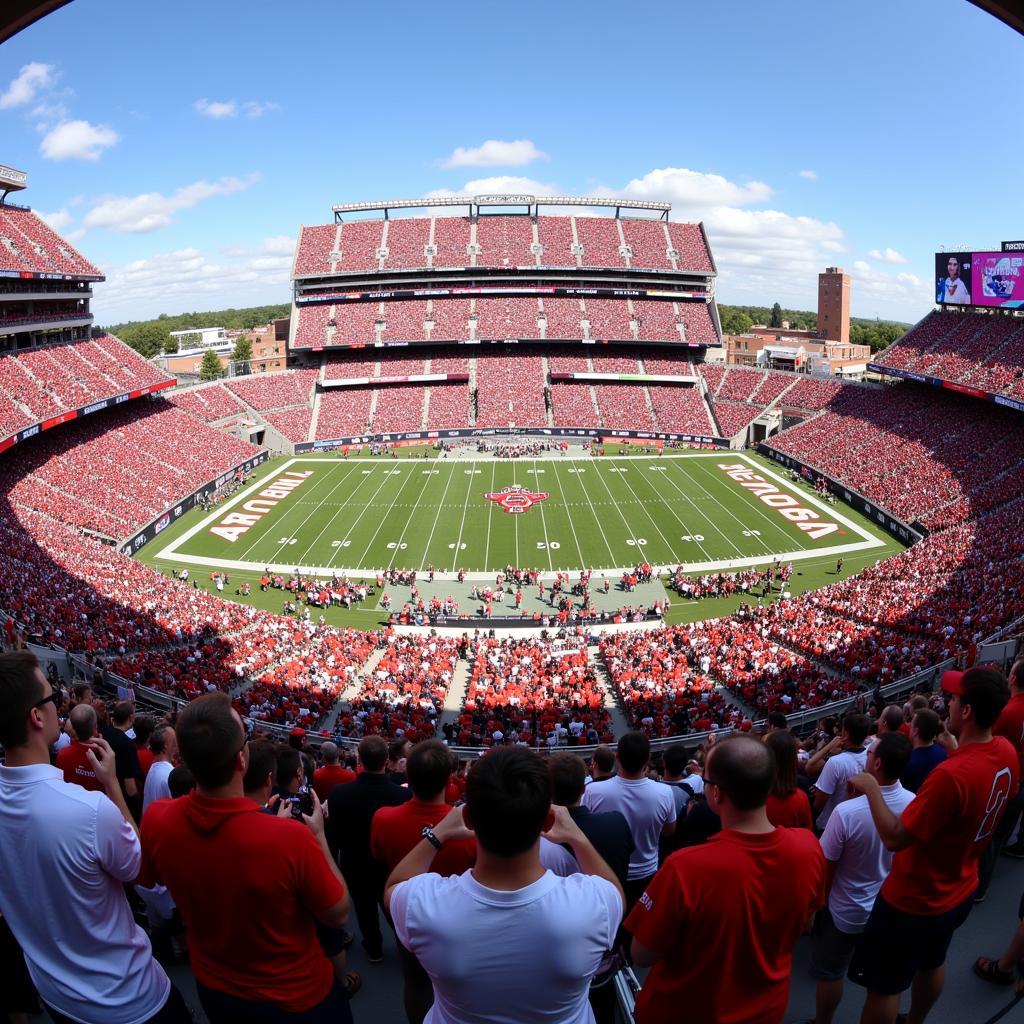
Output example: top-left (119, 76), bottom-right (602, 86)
top-left (436, 657), bottom-right (472, 735)
top-left (320, 643), bottom-right (388, 732)
top-left (587, 646), bottom-right (631, 738)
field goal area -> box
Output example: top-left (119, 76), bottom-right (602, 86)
top-left (150, 451), bottom-right (886, 581)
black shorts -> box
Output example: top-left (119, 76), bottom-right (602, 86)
top-left (810, 909), bottom-right (860, 982)
top-left (848, 892), bottom-right (974, 995)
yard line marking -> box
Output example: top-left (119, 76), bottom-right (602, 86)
top-left (350, 464), bottom-right (423, 569)
top-left (570, 462), bottom-right (619, 567)
top-left (533, 458), bottom-right (553, 572)
top-left (326, 462), bottom-right (409, 569)
top-left (483, 461), bottom-right (497, 571)
top-left (512, 461), bottom-right (520, 569)
top-left (607, 459), bottom-right (682, 565)
top-left (628, 461), bottom-right (713, 563)
top-left (551, 461), bottom-right (586, 569)
top-left (291, 462), bottom-right (379, 566)
top-left (418, 462), bottom-right (458, 571)
top-left (592, 460), bottom-right (645, 555)
top-left (450, 461), bottom-right (478, 572)
top-left (658, 460), bottom-right (747, 558)
top-left (385, 462), bottom-right (439, 571)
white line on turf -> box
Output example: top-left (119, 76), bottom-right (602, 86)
top-left (450, 461), bottom-right (478, 572)
top-left (533, 458), bottom-right (553, 572)
top-left (657, 460), bottom-right (748, 558)
top-left (632, 461), bottom-right (715, 562)
top-left (483, 461), bottom-right (496, 571)
top-left (550, 461), bottom-right (587, 569)
top-left (385, 463), bottom-right (438, 571)
top-left (567, 460), bottom-right (617, 567)
top-left (418, 462), bottom-right (458, 571)
top-left (350, 463), bottom-right (423, 570)
top-left (606, 458), bottom-right (683, 565)
top-left (324, 462), bottom-right (410, 570)
top-left (592, 460), bottom-right (647, 558)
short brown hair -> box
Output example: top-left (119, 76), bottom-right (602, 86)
top-left (0, 650), bottom-right (43, 749)
top-left (358, 734), bottom-right (388, 772)
top-left (549, 753), bottom-right (587, 806)
top-left (406, 740), bottom-right (453, 800)
top-left (176, 692), bottom-right (244, 788)
top-left (912, 709), bottom-right (941, 743)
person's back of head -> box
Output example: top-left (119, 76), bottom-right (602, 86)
top-left (71, 681), bottom-right (92, 705)
top-left (616, 731), bottom-right (651, 776)
top-left (879, 705), bottom-right (904, 734)
top-left (872, 732), bottom-right (912, 784)
top-left (358, 734), bottom-right (389, 773)
top-left (706, 734), bottom-right (775, 812)
top-left (176, 691), bottom-right (244, 790)
top-left (959, 667), bottom-right (1010, 730)
top-left (320, 740), bottom-right (340, 766)
top-left (276, 746), bottom-right (304, 792)
top-left (168, 765), bottom-right (196, 799)
top-left (842, 713), bottom-right (871, 748)
top-left (911, 708), bottom-right (941, 745)
top-left (389, 738), bottom-right (410, 764)
top-left (549, 753), bottom-right (587, 807)
top-left (0, 650), bottom-right (46, 751)
top-left (112, 701), bottom-right (134, 728)
top-left (466, 747), bottom-right (551, 858)
top-left (68, 702), bottom-right (97, 742)
top-left (909, 694), bottom-right (929, 712)
top-left (1010, 658), bottom-right (1024, 695)
top-left (243, 741), bottom-right (278, 799)
top-left (764, 729), bottom-right (799, 798)
top-left (406, 740), bottom-right (453, 801)
top-left (766, 711), bottom-right (788, 732)
top-left (133, 715), bottom-right (155, 748)
top-left (662, 743), bottom-right (689, 780)
top-left (591, 744), bottom-right (615, 777)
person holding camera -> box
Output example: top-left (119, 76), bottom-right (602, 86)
top-left (139, 692), bottom-right (353, 1024)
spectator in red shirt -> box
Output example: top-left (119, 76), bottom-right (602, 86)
top-left (625, 734), bottom-right (826, 1024)
top-left (371, 740), bottom-right (475, 1024)
top-left (55, 703), bottom-right (104, 793)
top-left (140, 692), bottom-right (353, 1024)
top-left (312, 741), bottom-right (356, 803)
top-left (848, 667), bottom-right (1019, 1024)
top-left (134, 716), bottom-right (156, 781)
top-left (764, 729), bottom-right (814, 830)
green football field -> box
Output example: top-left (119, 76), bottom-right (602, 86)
top-left (149, 451), bottom-right (890, 579)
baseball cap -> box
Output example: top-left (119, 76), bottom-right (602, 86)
top-left (290, 726), bottom-right (306, 738)
top-left (941, 670), bottom-right (966, 695)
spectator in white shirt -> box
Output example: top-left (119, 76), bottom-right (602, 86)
top-left (0, 650), bottom-right (189, 1024)
top-left (385, 747), bottom-right (623, 1024)
top-left (583, 732), bottom-right (676, 909)
top-left (142, 725), bottom-right (178, 814)
top-left (811, 732), bottom-right (915, 1024)
top-left (808, 714), bottom-right (872, 830)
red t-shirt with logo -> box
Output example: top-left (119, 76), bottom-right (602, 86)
top-left (56, 740), bottom-right (104, 793)
top-left (625, 828), bottom-right (826, 1024)
top-left (883, 736), bottom-right (1019, 915)
top-left (140, 793), bottom-right (344, 1012)
top-left (312, 764), bottom-right (356, 803)
top-left (370, 798), bottom-right (476, 876)
top-left (994, 693), bottom-right (1024, 772)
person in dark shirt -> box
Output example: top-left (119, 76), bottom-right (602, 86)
top-left (100, 700), bottom-right (143, 821)
top-left (900, 709), bottom-right (947, 793)
top-left (327, 736), bottom-right (410, 963)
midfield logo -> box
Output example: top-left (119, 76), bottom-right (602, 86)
top-left (484, 484), bottom-right (550, 515)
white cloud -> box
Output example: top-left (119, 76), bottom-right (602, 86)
top-left (441, 139), bottom-right (548, 169)
top-left (36, 208), bottom-right (72, 231)
top-left (93, 244), bottom-right (291, 324)
top-left (194, 98), bottom-right (237, 119)
top-left (40, 119), bottom-right (119, 161)
top-left (847, 261), bottom-right (923, 317)
top-left (799, 169), bottom-right (818, 180)
top-left (195, 98), bottom-right (280, 119)
top-left (867, 247), bottom-right (909, 265)
top-left (0, 62), bottom-right (55, 110)
top-left (222, 235), bottom-right (295, 258)
top-left (83, 173), bottom-right (261, 233)
top-left (593, 167), bottom-right (773, 212)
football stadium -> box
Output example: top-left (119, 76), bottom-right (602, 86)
top-left (1, 3), bottom-right (1023, 1024)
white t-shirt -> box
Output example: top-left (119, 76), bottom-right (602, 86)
top-left (392, 868), bottom-right (621, 1024)
top-left (142, 760), bottom-right (174, 815)
top-left (814, 748), bottom-right (868, 830)
top-left (0, 764), bottom-right (170, 1024)
top-left (539, 837), bottom-right (578, 877)
top-left (820, 782), bottom-right (915, 932)
top-left (582, 775), bottom-right (676, 879)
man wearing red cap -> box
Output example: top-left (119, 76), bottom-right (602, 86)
top-left (847, 666), bottom-right (1018, 1024)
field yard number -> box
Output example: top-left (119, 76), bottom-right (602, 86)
top-left (277, 537), bottom-right (298, 545)
top-left (649, 466), bottom-right (667, 472)
top-left (567, 468), bottom-right (585, 474)
top-left (361, 470), bottom-right (372, 474)
top-left (386, 542), bottom-right (408, 550)
top-left (626, 538), bottom-right (647, 547)
top-left (608, 467), bottom-right (628, 473)
top-left (422, 470), bottom-right (439, 475)
top-left (681, 534), bottom-right (705, 542)
top-left (464, 469), bottom-right (481, 475)
top-left (448, 542), bottom-right (468, 550)
top-left (527, 468), bottom-right (545, 474)
top-left (331, 540), bottom-right (352, 548)
top-left (387, 469), bottom-right (402, 476)
top-left (537, 541), bottom-right (561, 550)
top-left (742, 530), bottom-right (761, 537)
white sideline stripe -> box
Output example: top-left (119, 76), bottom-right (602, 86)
top-left (153, 452), bottom-right (887, 580)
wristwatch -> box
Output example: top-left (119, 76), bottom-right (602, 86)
top-left (421, 825), bottom-right (443, 851)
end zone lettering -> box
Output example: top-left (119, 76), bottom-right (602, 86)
top-left (210, 470), bottom-right (314, 542)
top-left (717, 463), bottom-right (838, 540)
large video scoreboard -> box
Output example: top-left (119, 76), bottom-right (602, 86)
top-left (935, 248), bottom-right (1024, 309)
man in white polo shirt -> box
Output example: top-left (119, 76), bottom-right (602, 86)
top-left (385, 746), bottom-right (623, 1024)
top-left (811, 732), bottom-right (915, 1024)
top-left (0, 650), bottom-right (188, 1024)
top-left (582, 731), bottom-right (676, 909)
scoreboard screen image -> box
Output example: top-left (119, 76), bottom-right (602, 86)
top-left (935, 251), bottom-right (1024, 309)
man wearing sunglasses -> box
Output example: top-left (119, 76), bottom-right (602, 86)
top-left (0, 649), bottom-right (189, 1024)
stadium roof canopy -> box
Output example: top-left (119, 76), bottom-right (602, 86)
top-left (968, 0), bottom-right (1024, 34)
top-left (0, 0), bottom-right (71, 44)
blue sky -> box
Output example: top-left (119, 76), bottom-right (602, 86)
top-left (0, 0), bottom-right (1020, 325)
